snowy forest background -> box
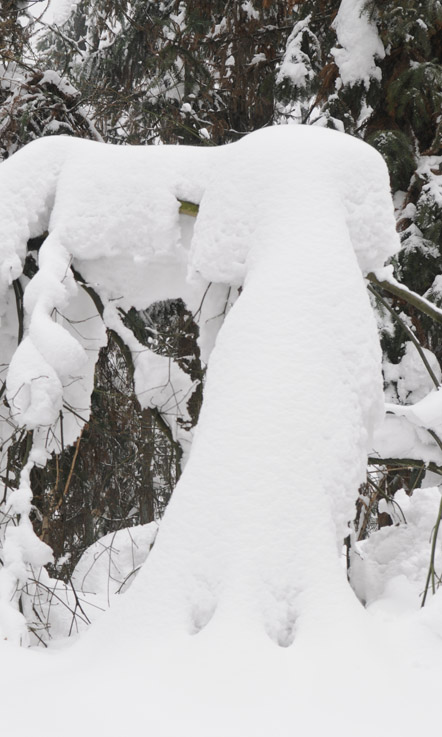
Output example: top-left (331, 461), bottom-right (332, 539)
top-left (1, 3), bottom-right (442, 733)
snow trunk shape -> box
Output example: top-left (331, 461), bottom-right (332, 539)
top-left (100, 126), bottom-right (399, 644)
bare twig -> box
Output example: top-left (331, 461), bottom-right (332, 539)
top-left (421, 494), bottom-right (442, 607)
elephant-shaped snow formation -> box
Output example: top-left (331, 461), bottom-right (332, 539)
top-left (0, 125), bottom-right (399, 646)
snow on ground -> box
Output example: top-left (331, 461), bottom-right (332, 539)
top-left (0, 125), bottom-right (441, 735)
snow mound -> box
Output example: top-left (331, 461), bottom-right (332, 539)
top-left (353, 487), bottom-right (442, 607)
top-left (384, 340), bottom-right (441, 405)
top-left (71, 522), bottom-right (158, 601)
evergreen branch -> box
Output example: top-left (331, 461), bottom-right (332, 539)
top-left (366, 268), bottom-right (442, 327)
top-left (367, 284), bottom-right (440, 389)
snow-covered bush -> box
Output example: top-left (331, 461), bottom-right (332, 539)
top-left (1, 86), bottom-right (442, 737)
top-left (0, 124), bottom-right (399, 644)
top-left (21, 522), bottom-right (158, 644)
top-left (353, 486), bottom-right (442, 609)
top-left (71, 522), bottom-right (158, 601)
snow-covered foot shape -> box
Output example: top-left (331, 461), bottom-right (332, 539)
top-left (0, 125), bottom-right (399, 648)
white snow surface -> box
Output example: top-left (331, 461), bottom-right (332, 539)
top-left (374, 340), bottom-right (442, 464)
top-left (353, 486), bottom-right (442, 608)
top-left (1, 523), bottom-right (159, 646)
top-left (386, 389), bottom-right (442, 435)
top-left (42, 0), bottom-right (81, 26)
top-left (372, 413), bottom-right (442, 465)
top-left (71, 522), bottom-right (158, 602)
top-left (1, 126), bottom-right (439, 735)
top-left (384, 340), bottom-right (441, 405)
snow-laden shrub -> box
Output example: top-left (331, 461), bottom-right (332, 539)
top-left (352, 486), bottom-right (442, 609)
top-left (24, 523), bottom-right (158, 644)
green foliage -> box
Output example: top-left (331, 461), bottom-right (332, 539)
top-left (398, 244), bottom-right (442, 296)
top-left (0, 0), bottom-right (28, 65)
top-left (374, 0), bottom-right (442, 58)
top-left (416, 196), bottom-right (442, 249)
top-left (387, 63), bottom-right (442, 148)
top-left (0, 71), bottom-right (99, 158)
top-left (39, 0), bottom-right (297, 144)
top-left (366, 130), bottom-right (416, 190)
